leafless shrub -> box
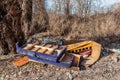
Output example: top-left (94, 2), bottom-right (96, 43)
top-left (49, 10), bottom-right (120, 41)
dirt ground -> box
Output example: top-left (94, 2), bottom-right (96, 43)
top-left (0, 43), bottom-right (120, 80)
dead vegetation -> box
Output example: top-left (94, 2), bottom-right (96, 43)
top-left (49, 11), bottom-right (120, 42)
top-left (0, 0), bottom-right (24, 55)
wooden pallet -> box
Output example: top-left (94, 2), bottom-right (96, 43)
top-left (23, 44), bottom-right (59, 55)
top-left (34, 44), bottom-right (59, 55)
top-left (18, 42), bottom-right (66, 62)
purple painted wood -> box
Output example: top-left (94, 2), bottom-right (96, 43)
top-left (16, 43), bottom-right (66, 62)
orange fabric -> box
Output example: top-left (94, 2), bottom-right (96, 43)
top-left (12, 56), bottom-right (29, 67)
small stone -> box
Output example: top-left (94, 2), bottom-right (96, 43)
top-left (72, 71), bottom-right (79, 78)
top-left (56, 68), bottom-right (60, 71)
top-left (0, 77), bottom-right (4, 80)
top-left (13, 74), bottom-right (17, 77)
top-left (111, 55), bottom-right (119, 62)
top-left (5, 75), bottom-right (9, 78)
top-left (66, 72), bottom-right (73, 80)
top-left (18, 71), bottom-right (22, 75)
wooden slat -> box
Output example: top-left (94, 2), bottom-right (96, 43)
top-left (23, 44), bottom-right (34, 50)
top-left (23, 41), bottom-right (39, 50)
top-left (67, 41), bottom-right (92, 51)
top-left (45, 45), bottom-right (59, 54)
top-left (71, 54), bottom-right (81, 67)
top-left (45, 44), bottom-right (53, 48)
top-left (35, 45), bottom-right (53, 51)
top-left (45, 49), bottom-right (54, 54)
top-left (31, 47), bottom-right (40, 52)
top-left (73, 43), bottom-right (92, 52)
top-left (36, 44), bottom-right (56, 54)
top-left (37, 48), bottom-right (47, 53)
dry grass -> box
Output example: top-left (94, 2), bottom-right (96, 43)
top-left (48, 11), bottom-right (120, 43)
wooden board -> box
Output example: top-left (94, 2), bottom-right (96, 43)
top-left (23, 41), bottom-right (39, 50)
top-left (67, 41), bottom-right (92, 51)
top-left (37, 48), bottom-right (47, 53)
top-left (31, 47), bottom-right (40, 52)
top-left (36, 44), bottom-right (54, 53)
top-left (35, 45), bottom-right (53, 51)
top-left (12, 56), bottom-right (29, 67)
top-left (71, 54), bottom-right (81, 67)
top-left (45, 49), bottom-right (54, 54)
top-left (45, 44), bottom-right (53, 48)
top-left (23, 44), bottom-right (34, 50)
top-left (35, 44), bottom-right (59, 54)
top-left (45, 45), bottom-right (58, 54)
top-left (72, 43), bottom-right (92, 53)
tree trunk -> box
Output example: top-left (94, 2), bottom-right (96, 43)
top-left (64, 0), bottom-right (70, 16)
top-left (21, 0), bottom-right (32, 39)
top-left (31, 0), bottom-right (49, 35)
top-left (0, 0), bottom-right (25, 55)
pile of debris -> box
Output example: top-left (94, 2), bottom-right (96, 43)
top-left (13, 37), bottom-right (102, 69)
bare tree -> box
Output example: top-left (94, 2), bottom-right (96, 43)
top-left (76, 0), bottom-right (102, 16)
top-left (31, 0), bottom-right (49, 34)
top-left (21, 0), bottom-right (32, 39)
top-left (52, 0), bottom-right (62, 14)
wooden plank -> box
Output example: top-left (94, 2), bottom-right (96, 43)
top-left (67, 41), bottom-right (92, 51)
top-left (45, 44), bottom-right (53, 48)
top-left (36, 44), bottom-right (54, 53)
top-left (31, 47), bottom-right (40, 52)
top-left (45, 45), bottom-right (58, 54)
top-left (37, 48), bottom-right (47, 53)
top-left (34, 45), bottom-right (53, 51)
top-left (12, 56), bottom-right (29, 67)
top-left (23, 41), bottom-right (39, 50)
top-left (45, 49), bottom-right (54, 54)
top-left (71, 54), bottom-right (81, 67)
top-left (23, 44), bottom-right (34, 50)
top-left (73, 43), bottom-right (92, 52)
